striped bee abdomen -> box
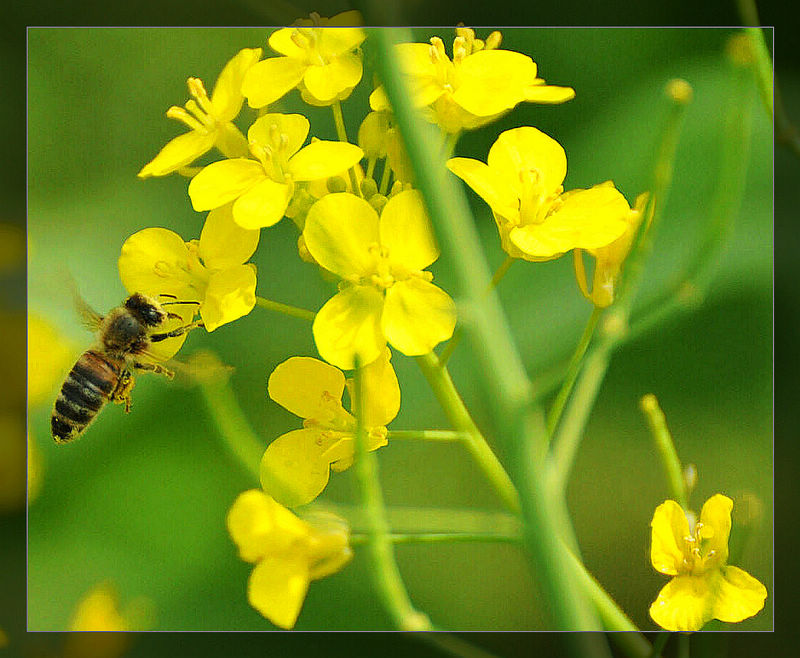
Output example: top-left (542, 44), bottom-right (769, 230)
top-left (51, 350), bottom-right (123, 443)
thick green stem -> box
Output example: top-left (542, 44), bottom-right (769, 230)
top-left (416, 353), bottom-right (521, 513)
top-left (439, 256), bottom-right (515, 367)
top-left (372, 26), bottom-right (606, 635)
top-left (350, 531), bottom-right (520, 545)
top-left (351, 360), bottom-right (432, 632)
top-left (255, 295), bottom-right (315, 322)
top-left (640, 394), bottom-right (688, 508)
top-left (387, 429), bottom-right (466, 442)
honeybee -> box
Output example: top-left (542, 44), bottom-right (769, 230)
top-left (51, 292), bottom-right (203, 444)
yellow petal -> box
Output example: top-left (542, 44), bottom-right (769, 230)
top-left (248, 554), bottom-right (310, 629)
top-left (524, 84), bottom-right (576, 104)
top-left (144, 304), bottom-right (195, 362)
top-left (453, 50), bottom-right (538, 116)
top-left (650, 499), bottom-right (690, 576)
top-left (509, 185), bottom-right (630, 259)
top-left (383, 278), bottom-right (456, 356)
top-left (698, 494), bottom-right (733, 567)
top-left (241, 57), bottom-right (307, 109)
top-left (268, 356), bottom-right (346, 420)
top-left (268, 28), bottom-right (304, 58)
top-left (210, 47), bottom-right (263, 121)
top-left (226, 489), bottom-right (309, 563)
top-left (232, 177), bottom-right (293, 229)
top-left (317, 26), bottom-right (367, 56)
top-left (288, 141), bottom-right (364, 182)
top-left (487, 127), bottom-right (566, 198)
top-left (303, 193), bottom-right (379, 280)
top-left (379, 190), bottom-right (439, 271)
top-left (713, 565), bottom-right (767, 624)
top-left (200, 264), bottom-right (257, 331)
top-left (260, 428), bottom-right (332, 508)
top-left (355, 347), bottom-right (400, 427)
top-left (138, 131), bottom-right (216, 178)
top-left (188, 159), bottom-right (264, 211)
top-left (358, 111), bottom-right (390, 158)
top-left (313, 286), bottom-right (385, 370)
top-left (446, 157), bottom-right (520, 222)
top-left (118, 228), bottom-right (193, 299)
top-left (649, 574), bottom-right (714, 632)
top-left (303, 51), bottom-right (363, 103)
top-left (248, 113), bottom-right (309, 158)
top-left (198, 203), bottom-right (259, 269)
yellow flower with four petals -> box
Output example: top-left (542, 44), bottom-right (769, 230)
top-left (260, 349), bottom-right (400, 507)
top-left (227, 489), bottom-right (352, 629)
top-left (303, 189), bottom-right (457, 369)
top-left (138, 48), bottom-right (262, 178)
top-left (447, 126), bottom-right (632, 261)
top-left (118, 203), bottom-right (258, 332)
top-left (370, 27), bottom-right (575, 135)
top-left (649, 494), bottom-right (767, 631)
top-left (188, 113), bottom-right (363, 230)
top-left (242, 11), bottom-right (365, 108)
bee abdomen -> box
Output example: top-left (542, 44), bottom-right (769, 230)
top-left (51, 350), bottom-right (122, 444)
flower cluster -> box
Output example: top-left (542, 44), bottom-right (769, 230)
top-left (114, 17), bottom-right (768, 633)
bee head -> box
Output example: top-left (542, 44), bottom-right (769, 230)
top-left (124, 293), bottom-right (166, 327)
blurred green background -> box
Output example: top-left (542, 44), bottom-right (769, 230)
top-left (22, 24), bottom-right (773, 639)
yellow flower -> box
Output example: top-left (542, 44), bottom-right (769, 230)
top-left (138, 48), bottom-right (262, 178)
top-left (649, 494), bottom-right (768, 631)
top-left (261, 349), bottom-right (399, 507)
top-left (241, 11), bottom-right (365, 108)
top-left (574, 191), bottom-right (648, 307)
top-left (304, 190), bottom-right (456, 369)
top-left (118, 203), bottom-right (258, 332)
top-left (227, 489), bottom-right (353, 629)
top-left (447, 126), bottom-right (631, 261)
top-left (27, 313), bottom-right (77, 407)
top-left (370, 27), bottom-right (574, 135)
top-left (188, 113), bottom-right (363, 230)
top-left (64, 582), bottom-right (152, 658)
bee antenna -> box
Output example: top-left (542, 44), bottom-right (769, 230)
top-left (159, 293), bottom-right (178, 299)
top-left (161, 300), bottom-right (202, 307)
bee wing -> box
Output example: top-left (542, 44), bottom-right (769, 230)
top-left (67, 276), bottom-right (104, 331)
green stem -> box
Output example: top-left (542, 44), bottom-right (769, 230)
top-left (331, 100), bottom-right (362, 196)
top-left (640, 394), bottom-right (687, 508)
top-left (439, 256), bottom-right (515, 366)
top-left (351, 359), bottom-right (432, 632)
top-left (416, 352), bottom-right (521, 513)
top-left (548, 80), bottom-right (692, 497)
top-left (378, 157), bottom-right (392, 195)
top-left (677, 634), bottom-right (690, 658)
top-left (649, 632), bottom-right (671, 658)
top-left (373, 26), bottom-right (604, 633)
top-left (366, 156), bottom-right (377, 180)
top-left (193, 354), bottom-right (263, 482)
top-left (546, 307), bottom-right (602, 438)
top-left (350, 531), bottom-right (520, 545)
top-left (255, 295), bottom-right (315, 322)
top-left (562, 542), bottom-right (651, 648)
top-left (386, 429), bottom-right (466, 442)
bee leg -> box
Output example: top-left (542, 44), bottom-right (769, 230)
top-left (110, 371), bottom-right (135, 413)
top-left (150, 320), bottom-right (205, 343)
top-left (133, 361), bottom-right (175, 379)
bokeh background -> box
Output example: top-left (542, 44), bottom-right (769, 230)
top-left (3, 0), bottom-right (796, 654)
